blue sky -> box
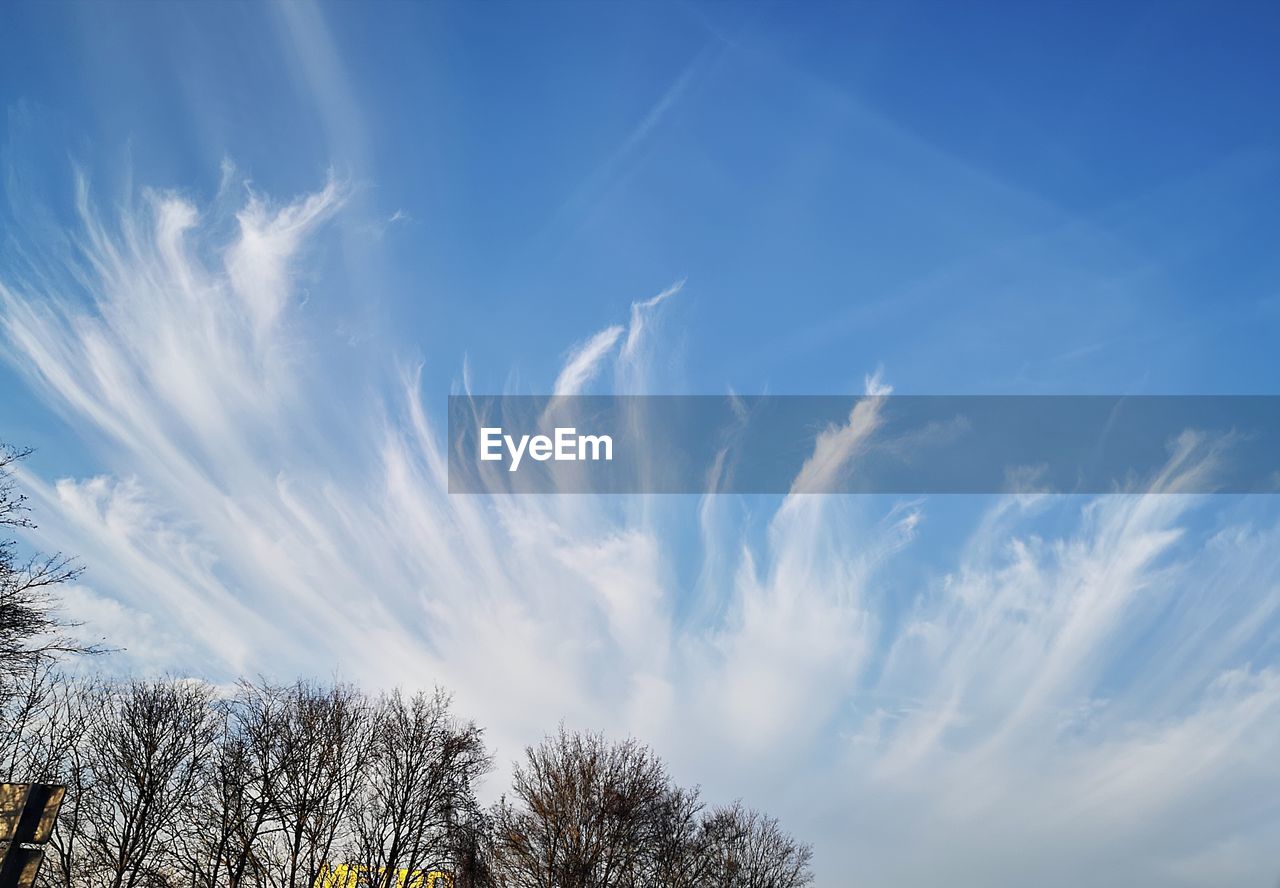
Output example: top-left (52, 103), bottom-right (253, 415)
top-left (3, 2), bottom-right (1280, 886)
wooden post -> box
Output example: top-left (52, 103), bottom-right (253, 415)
top-left (0, 784), bottom-right (66, 888)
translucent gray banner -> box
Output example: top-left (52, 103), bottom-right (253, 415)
top-left (447, 396), bottom-right (1280, 494)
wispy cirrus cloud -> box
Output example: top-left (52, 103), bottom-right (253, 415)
top-left (552, 325), bottom-right (624, 397)
top-left (2, 174), bottom-right (1279, 888)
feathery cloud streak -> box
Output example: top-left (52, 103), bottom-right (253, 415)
top-left (2, 177), bottom-right (1279, 888)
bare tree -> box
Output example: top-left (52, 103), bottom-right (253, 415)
top-left (166, 682), bottom-right (284, 888)
top-left (1, 663), bottom-right (100, 785)
top-left (38, 676), bottom-right (108, 888)
top-left (1, 661), bottom-right (60, 781)
top-left (255, 681), bottom-right (371, 888)
top-left (0, 444), bottom-right (98, 696)
top-left (448, 808), bottom-right (495, 888)
top-left (642, 785), bottom-right (745, 888)
top-left (19, 686), bottom-right (815, 888)
top-left (4, 441), bottom-right (818, 888)
top-left (348, 689), bottom-right (491, 888)
top-left (490, 729), bottom-right (671, 888)
top-left (74, 679), bottom-right (218, 888)
top-left (704, 804), bottom-right (814, 888)
top-left (487, 731), bottom-right (814, 888)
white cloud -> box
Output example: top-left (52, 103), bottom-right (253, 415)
top-left (552, 325), bottom-right (624, 397)
top-left (3, 175), bottom-right (1279, 888)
